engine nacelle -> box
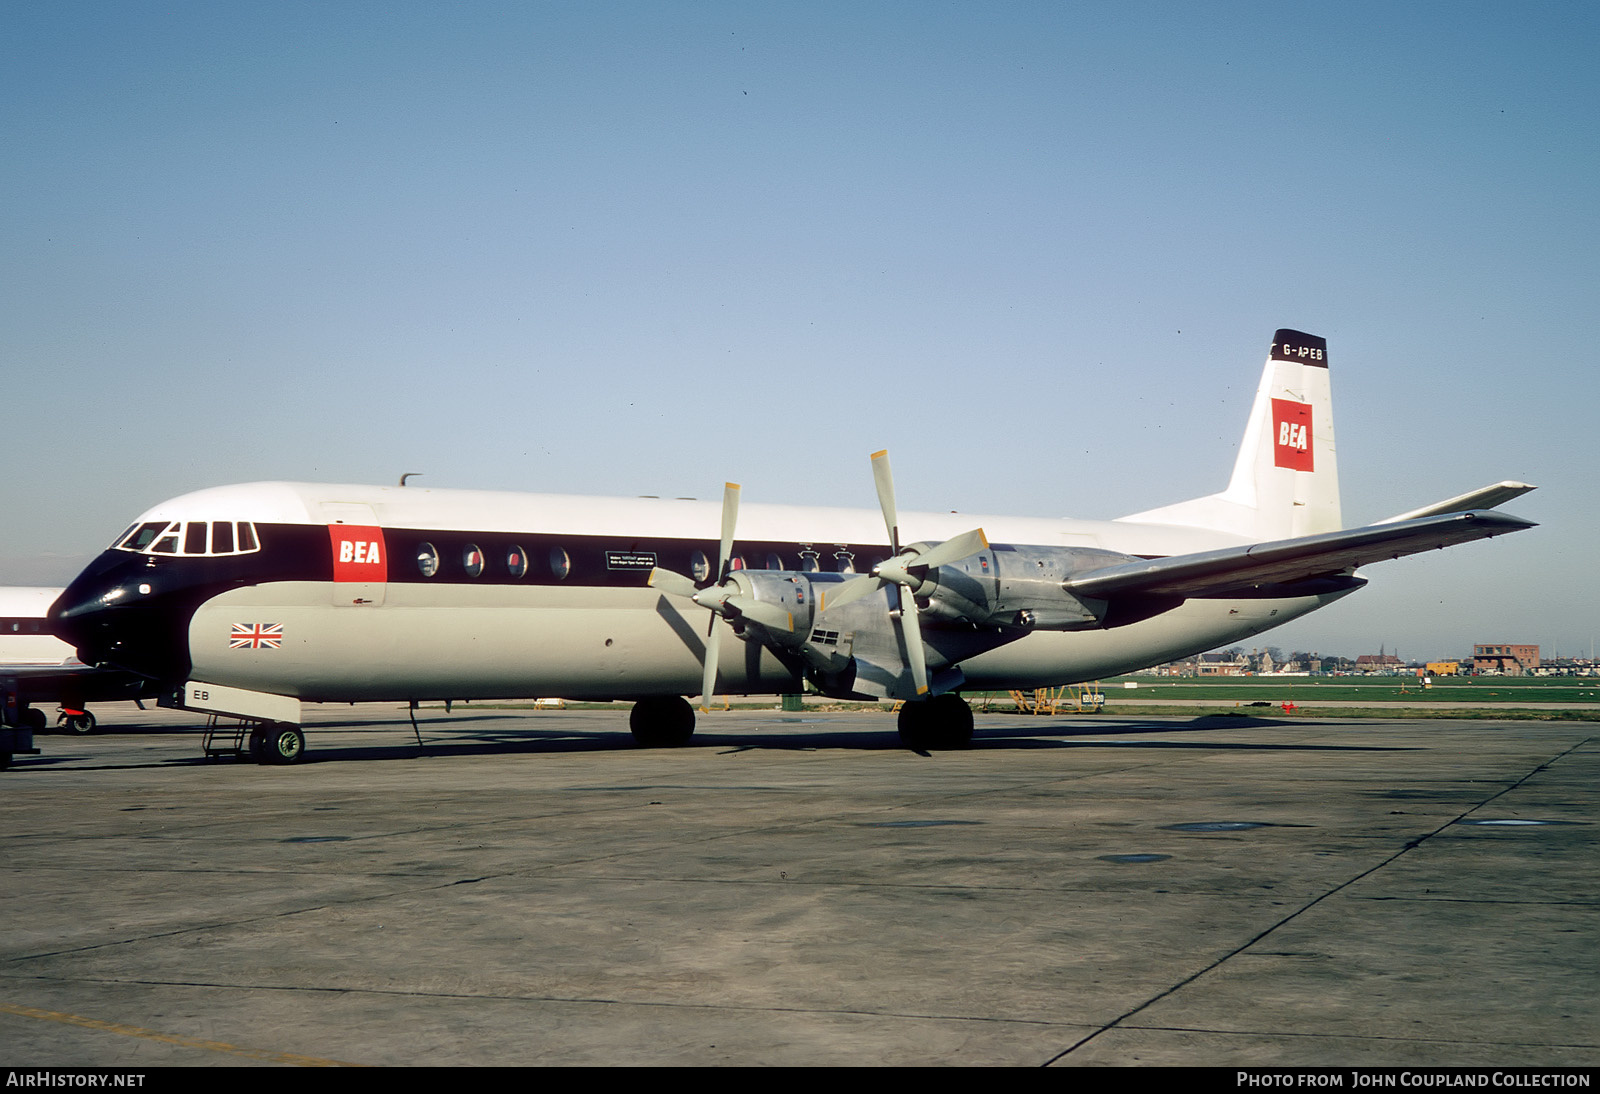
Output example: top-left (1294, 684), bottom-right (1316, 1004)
top-left (720, 570), bottom-right (820, 647)
top-left (908, 543), bottom-right (1130, 631)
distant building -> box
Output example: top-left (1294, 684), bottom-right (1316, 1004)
top-left (1354, 653), bottom-right (1404, 674)
top-left (1473, 644), bottom-right (1539, 675)
top-left (1196, 652), bottom-right (1246, 676)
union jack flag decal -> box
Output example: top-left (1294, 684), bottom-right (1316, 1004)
top-left (230, 623), bottom-right (283, 649)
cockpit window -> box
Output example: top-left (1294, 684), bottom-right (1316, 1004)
top-left (119, 522), bottom-right (170, 551)
top-left (115, 520), bottom-right (261, 557)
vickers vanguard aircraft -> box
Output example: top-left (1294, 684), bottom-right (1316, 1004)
top-left (42, 330), bottom-right (1535, 767)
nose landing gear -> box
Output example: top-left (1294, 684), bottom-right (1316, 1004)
top-left (248, 722), bottom-right (307, 765)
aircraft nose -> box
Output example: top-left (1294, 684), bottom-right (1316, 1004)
top-left (48, 579), bottom-right (143, 657)
top-left (50, 581), bottom-right (146, 621)
top-left (49, 563), bottom-right (190, 680)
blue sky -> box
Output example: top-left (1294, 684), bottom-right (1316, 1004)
top-left (3, 1), bottom-right (1595, 661)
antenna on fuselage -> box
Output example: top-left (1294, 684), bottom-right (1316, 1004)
top-left (399, 473), bottom-right (423, 487)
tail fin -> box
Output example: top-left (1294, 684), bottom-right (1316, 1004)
top-left (1117, 329), bottom-right (1341, 540)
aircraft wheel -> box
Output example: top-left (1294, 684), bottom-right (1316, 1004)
top-left (259, 723), bottom-right (306, 765)
top-left (23, 707), bottom-right (46, 733)
top-left (897, 700), bottom-right (932, 750)
top-left (61, 711), bottom-right (96, 735)
top-left (629, 697), bottom-right (696, 747)
top-left (0, 752), bottom-right (11, 771)
top-left (248, 726), bottom-right (268, 763)
top-left (898, 694), bottom-right (973, 751)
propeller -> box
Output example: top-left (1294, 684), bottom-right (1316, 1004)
top-left (820, 450), bottom-right (988, 695)
top-left (648, 482), bottom-right (794, 710)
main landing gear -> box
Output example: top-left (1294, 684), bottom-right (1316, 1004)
top-left (626, 694), bottom-right (974, 751)
top-left (897, 693), bottom-right (974, 751)
top-left (629, 696), bottom-right (696, 748)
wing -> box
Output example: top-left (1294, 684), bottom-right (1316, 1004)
top-left (1064, 510), bottom-right (1537, 601)
top-left (1380, 481), bottom-right (1536, 524)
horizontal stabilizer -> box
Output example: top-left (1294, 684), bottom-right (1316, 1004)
top-left (1066, 510), bottom-right (1537, 601)
top-left (1380, 481), bottom-right (1536, 524)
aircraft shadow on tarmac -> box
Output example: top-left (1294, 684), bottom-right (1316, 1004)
top-left (15, 710), bottom-right (1423, 771)
top-left (29, 711), bottom-right (1418, 768)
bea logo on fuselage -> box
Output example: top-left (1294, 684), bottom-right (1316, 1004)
top-left (328, 525), bottom-right (388, 583)
top-left (1270, 398), bottom-right (1314, 472)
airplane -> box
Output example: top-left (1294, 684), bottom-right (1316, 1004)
top-left (0, 587), bottom-right (156, 764)
top-left (40, 329), bottom-right (1535, 769)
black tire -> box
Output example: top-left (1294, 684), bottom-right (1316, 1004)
top-left (0, 752), bottom-right (11, 771)
top-left (248, 726), bottom-right (269, 764)
top-left (62, 712), bottom-right (96, 735)
top-left (259, 723), bottom-right (306, 765)
top-left (629, 697), bottom-right (696, 747)
top-left (898, 694), bottom-right (974, 751)
top-left (22, 707), bottom-right (46, 732)
top-left (897, 700), bottom-right (931, 750)
top-left (929, 693), bottom-right (974, 749)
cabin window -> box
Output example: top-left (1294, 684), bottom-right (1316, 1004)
top-left (506, 546), bottom-right (527, 579)
top-left (151, 532), bottom-right (179, 554)
top-left (690, 550), bottom-right (710, 582)
top-left (463, 544), bottom-right (484, 578)
top-left (184, 522), bottom-right (208, 555)
top-left (213, 522), bottom-right (235, 554)
top-left (549, 546), bottom-right (571, 581)
top-left (238, 523), bottom-right (258, 552)
top-left (416, 543), bottom-right (440, 578)
top-left (766, 553), bottom-right (784, 571)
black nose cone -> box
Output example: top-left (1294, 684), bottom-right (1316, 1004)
top-left (49, 555), bottom-right (192, 681)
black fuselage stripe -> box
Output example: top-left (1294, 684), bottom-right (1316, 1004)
top-left (127, 524), bottom-right (897, 589)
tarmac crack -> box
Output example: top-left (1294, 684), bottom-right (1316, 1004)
top-left (1039, 735), bottom-right (1596, 1066)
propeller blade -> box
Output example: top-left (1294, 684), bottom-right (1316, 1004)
top-left (718, 482), bottom-right (740, 582)
top-left (701, 620), bottom-right (722, 711)
top-left (896, 587), bottom-right (930, 696)
top-left (648, 567), bottom-right (699, 599)
top-left (818, 573), bottom-right (879, 612)
top-left (725, 595), bottom-right (794, 633)
top-left (870, 449), bottom-right (900, 555)
top-left (907, 527), bottom-right (989, 571)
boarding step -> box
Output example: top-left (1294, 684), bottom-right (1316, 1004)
top-left (202, 714), bottom-right (266, 759)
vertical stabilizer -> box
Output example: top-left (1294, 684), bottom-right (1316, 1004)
top-left (1116, 329), bottom-right (1341, 540)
